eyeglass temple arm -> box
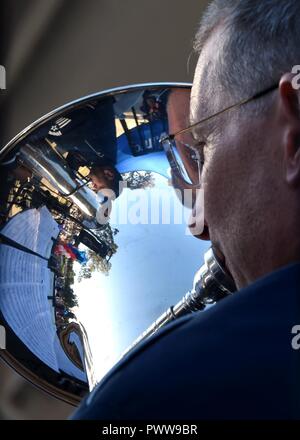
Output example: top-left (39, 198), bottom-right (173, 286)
top-left (169, 83), bottom-right (278, 140)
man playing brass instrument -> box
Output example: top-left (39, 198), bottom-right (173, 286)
top-left (73, 0), bottom-right (300, 419)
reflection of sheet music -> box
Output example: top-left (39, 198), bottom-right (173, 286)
top-left (0, 207), bottom-right (87, 382)
top-left (1, 206), bottom-right (58, 258)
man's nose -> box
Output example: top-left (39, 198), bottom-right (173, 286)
top-left (189, 219), bottom-right (210, 241)
top-left (200, 222), bottom-right (210, 241)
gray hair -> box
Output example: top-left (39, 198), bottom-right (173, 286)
top-left (194, 0), bottom-right (300, 109)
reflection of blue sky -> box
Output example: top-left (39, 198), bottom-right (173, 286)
top-left (74, 174), bottom-right (210, 383)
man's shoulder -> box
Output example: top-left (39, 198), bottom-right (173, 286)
top-left (72, 263), bottom-right (300, 419)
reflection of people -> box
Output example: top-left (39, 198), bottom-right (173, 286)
top-left (88, 164), bottom-right (123, 198)
top-left (46, 97), bottom-right (118, 170)
top-left (141, 90), bottom-right (167, 121)
top-left (0, 159), bottom-right (33, 225)
top-left (37, 98), bottom-right (124, 200)
top-left (73, 0), bottom-right (300, 420)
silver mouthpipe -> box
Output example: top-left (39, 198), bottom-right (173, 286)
top-left (18, 143), bottom-right (102, 229)
top-left (122, 247), bottom-right (236, 357)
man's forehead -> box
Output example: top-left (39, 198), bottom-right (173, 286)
top-left (190, 61), bottom-right (207, 125)
top-left (190, 24), bottom-right (225, 125)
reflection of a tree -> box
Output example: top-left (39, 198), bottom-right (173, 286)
top-left (61, 258), bottom-right (78, 309)
top-left (77, 172), bottom-right (154, 280)
top-left (78, 224), bottom-right (119, 280)
top-left (122, 171), bottom-right (155, 190)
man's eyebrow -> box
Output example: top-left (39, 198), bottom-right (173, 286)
top-left (189, 94), bottom-right (199, 126)
top-left (189, 92), bottom-right (210, 127)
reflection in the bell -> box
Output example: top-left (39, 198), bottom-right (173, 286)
top-left (0, 85), bottom-right (208, 402)
top-left (0, 206), bottom-right (87, 383)
top-left (72, 172), bottom-right (206, 385)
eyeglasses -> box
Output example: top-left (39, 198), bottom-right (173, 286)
top-left (161, 83), bottom-right (278, 187)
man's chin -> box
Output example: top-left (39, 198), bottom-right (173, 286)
top-left (211, 244), bottom-right (236, 284)
top-left (96, 187), bottom-right (115, 198)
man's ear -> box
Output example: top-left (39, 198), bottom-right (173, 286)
top-left (103, 168), bottom-right (115, 180)
top-left (286, 138), bottom-right (300, 186)
top-left (279, 73), bottom-right (300, 186)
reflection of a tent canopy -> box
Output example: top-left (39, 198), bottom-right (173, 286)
top-left (0, 206), bottom-right (87, 382)
top-left (117, 125), bottom-right (170, 177)
top-left (117, 151), bottom-right (170, 177)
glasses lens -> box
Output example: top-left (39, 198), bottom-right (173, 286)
top-left (161, 135), bottom-right (201, 187)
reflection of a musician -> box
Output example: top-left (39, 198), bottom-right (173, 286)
top-left (46, 97), bottom-right (123, 200)
top-left (141, 91), bottom-right (167, 121)
top-left (89, 163), bottom-right (123, 199)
